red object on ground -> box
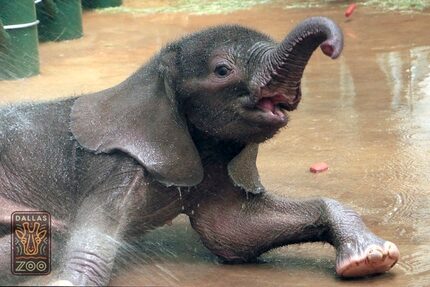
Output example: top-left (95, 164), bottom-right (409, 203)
top-left (310, 162), bottom-right (329, 173)
top-left (345, 3), bottom-right (357, 18)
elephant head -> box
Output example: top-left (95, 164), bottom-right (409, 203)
top-left (71, 17), bottom-right (343, 189)
top-left (177, 17), bottom-right (342, 143)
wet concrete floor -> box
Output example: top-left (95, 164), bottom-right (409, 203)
top-left (1, 1), bottom-right (430, 286)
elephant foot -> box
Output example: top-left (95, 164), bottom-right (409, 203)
top-left (336, 241), bottom-right (399, 277)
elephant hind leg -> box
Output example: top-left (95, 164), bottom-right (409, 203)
top-left (188, 190), bottom-right (399, 277)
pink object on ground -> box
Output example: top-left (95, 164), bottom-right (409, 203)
top-left (345, 3), bottom-right (357, 18)
top-left (310, 162), bottom-right (329, 173)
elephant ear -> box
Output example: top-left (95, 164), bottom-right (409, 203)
top-left (227, 143), bottom-right (265, 194)
top-left (70, 52), bottom-right (204, 187)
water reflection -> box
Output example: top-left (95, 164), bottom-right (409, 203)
top-left (376, 46), bottom-right (430, 278)
top-left (377, 51), bottom-right (404, 110)
top-left (411, 47), bottom-right (430, 140)
top-left (339, 56), bottom-right (357, 109)
top-left (377, 46), bottom-right (430, 121)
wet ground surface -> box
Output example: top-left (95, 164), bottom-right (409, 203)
top-left (1, 1), bottom-right (430, 286)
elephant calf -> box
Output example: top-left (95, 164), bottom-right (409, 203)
top-left (0, 17), bottom-right (399, 285)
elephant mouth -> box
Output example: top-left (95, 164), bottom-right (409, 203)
top-left (252, 87), bottom-right (301, 125)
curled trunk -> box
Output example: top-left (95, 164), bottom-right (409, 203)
top-left (255, 17), bottom-right (343, 109)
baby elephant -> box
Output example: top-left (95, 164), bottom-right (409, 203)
top-left (0, 17), bottom-right (399, 285)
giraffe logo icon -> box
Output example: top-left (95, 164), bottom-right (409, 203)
top-left (11, 211), bottom-right (51, 275)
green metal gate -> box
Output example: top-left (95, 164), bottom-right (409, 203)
top-left (36, 0), bottom-right (83, 42)
top-left (82, 0), bottom-right (122, 9)
top-left (0, 0), bottom-right (40, 79)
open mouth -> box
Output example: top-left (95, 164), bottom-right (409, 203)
top-left (256, 95), bottom-right (287, 120)
top-left (253, 89), bottom-right (300, 124)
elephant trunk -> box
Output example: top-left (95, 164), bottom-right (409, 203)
top-left (254, 17), bottom-right (343, 110)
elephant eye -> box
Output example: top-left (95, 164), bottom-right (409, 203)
top-left (214, 65), bottom-right (231, 77)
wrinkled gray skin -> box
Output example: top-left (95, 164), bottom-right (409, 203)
top-left (0, 17), bottom-right (398, 285)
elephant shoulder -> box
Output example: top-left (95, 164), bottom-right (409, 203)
top-left (0, 98), bottom-right (79, 192)
top-left (0, 98), bottom-right (75, 139)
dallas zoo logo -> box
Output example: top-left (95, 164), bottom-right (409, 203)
top-left (11, 211), bottom-right (51, 275)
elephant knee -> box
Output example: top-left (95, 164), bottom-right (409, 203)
top-left (189, 216), bottom-right (259, 263)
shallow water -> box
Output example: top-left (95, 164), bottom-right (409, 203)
top-left (1, 1), bottom-right (429, 286)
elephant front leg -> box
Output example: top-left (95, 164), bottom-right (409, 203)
top-left (54, 168), bottom-right (147, 286)
top-left (188, 190), bottom-right (399, 277)
top-left (54, 200), bottom-right (121, 286)
top-left (322, 199), bottom-right (399, 277)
